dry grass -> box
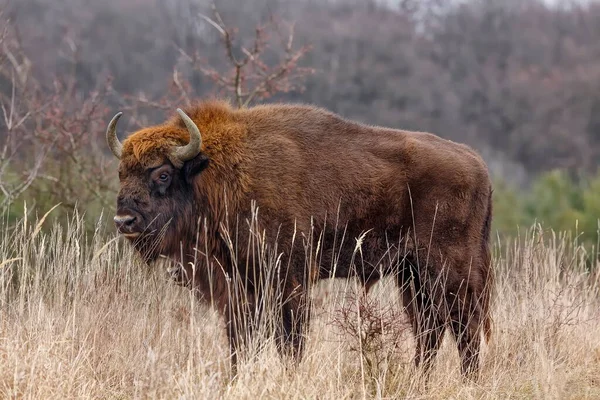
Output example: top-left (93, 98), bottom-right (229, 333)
top-left (0, 212), bottom-right (600, 399)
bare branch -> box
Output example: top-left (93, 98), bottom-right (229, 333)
top-left (188, 5), bottom-right (314, 108)
top-left (197, 13), bottom-right (226, 37)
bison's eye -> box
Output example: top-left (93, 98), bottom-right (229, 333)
top-left (149, 165), bottom-right (173, 191)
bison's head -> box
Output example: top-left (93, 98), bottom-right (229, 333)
top-left (106, 109), bottom-right (209, 261)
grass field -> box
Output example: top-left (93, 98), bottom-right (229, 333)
top-left (0, 212), bottom-right (599, 399)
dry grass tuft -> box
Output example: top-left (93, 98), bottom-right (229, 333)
top-left (0, 213), bottom-right (599, 399)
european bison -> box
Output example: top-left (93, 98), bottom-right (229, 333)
top-left (106, 100), bottom-right (493, 379)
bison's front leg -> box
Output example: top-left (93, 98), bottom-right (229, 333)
top-left (275, 282), bottom-right (311, 365)
top-left (224, 291), bottom-right (261, 379)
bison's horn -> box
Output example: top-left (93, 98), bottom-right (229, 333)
top-left (173, 108), bottom-right (202, 162)
top-left (106, 112), bottom-right (123, 159)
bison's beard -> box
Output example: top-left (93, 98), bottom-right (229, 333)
top-left (127, 225), bottom-right (170, 264)
top-left (127, 208), bottom-right (199, 266)
top-left (122, 212), bottom-right (176, 264)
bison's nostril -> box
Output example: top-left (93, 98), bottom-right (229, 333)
top-left (114, 214), bottom-right (136, 227)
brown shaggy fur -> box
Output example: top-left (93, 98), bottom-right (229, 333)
top-left (113, 99), bottom-right (494, 379)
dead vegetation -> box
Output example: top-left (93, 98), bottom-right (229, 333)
top-left (0, 212), bottom-right (599, 399)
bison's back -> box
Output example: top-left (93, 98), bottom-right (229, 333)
top-left (242, 104), bottom-right (489, 231)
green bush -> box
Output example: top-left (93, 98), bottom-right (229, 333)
top-left (492, 170), bottom-right (600, 260)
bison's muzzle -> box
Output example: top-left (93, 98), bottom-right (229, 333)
top-left (114, 213), bottom-right (142, 238)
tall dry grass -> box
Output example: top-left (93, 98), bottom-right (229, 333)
top-left (0, 210), bottom-right (599, 399)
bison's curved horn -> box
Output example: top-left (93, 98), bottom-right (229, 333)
top-left (172, 108), bottom-right (202, 162)
top-left (106, 112), bottom-right (123, 159)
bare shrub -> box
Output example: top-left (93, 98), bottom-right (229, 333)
top-left (27, 75), bottom-right (115, 212)
top-left (331, 286), bottom-right (412, 390)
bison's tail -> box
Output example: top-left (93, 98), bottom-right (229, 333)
top-left (481, 186), bottom-right (494, 343)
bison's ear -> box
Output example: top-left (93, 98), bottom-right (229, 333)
top-left (182, 153), bottom-right (210, 183)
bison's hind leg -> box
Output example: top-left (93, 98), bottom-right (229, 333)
top-left (447, 283), bottom-right (485, 380)
top-left (397, 260), bottom-right (446, 377)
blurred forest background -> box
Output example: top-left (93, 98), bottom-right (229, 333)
top-left (1, 0), bottom-right (600, 252)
